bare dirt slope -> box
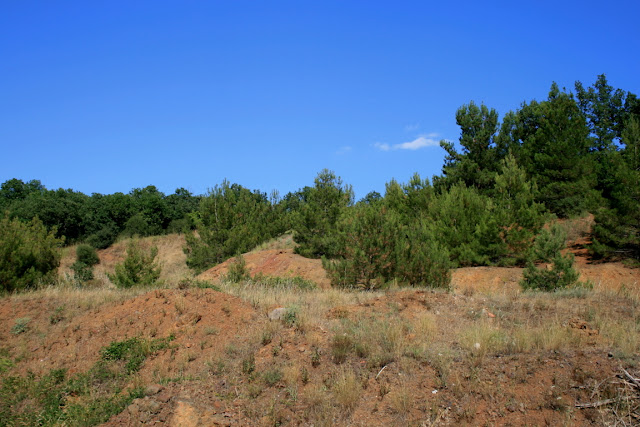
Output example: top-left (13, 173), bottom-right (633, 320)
top-left (197, 248), bottom-right (331, 289)
top-left (0, 289), bottom-right (257, 379)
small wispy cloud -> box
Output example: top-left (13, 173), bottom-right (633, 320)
top-left (404, 123), bottom-right (420, 132)
top-left (375, 134), bottom-right (440, 152)
top-left (336, 146), bottom-right (352, 155)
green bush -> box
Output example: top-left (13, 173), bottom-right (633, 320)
top-left (185, 181), bottom-right (282, 272)
top-left (76, 244), bottom-right (100, 266)
top-left (71, 261), bottom-right (94, 283)
top-left (107, 241), bottom-right (161, 288)
top-left (224, 254), bottom-right (250, 283)
top-left (11, 318), bottom-right (30, 335)
top-left (0, 214), bottom-right (62, 293)
top-left (72, 244), bottom-right (100, 283)
top-left (85, 225), bottom-right (118, 249)
top-left (323, 204), bottom-right (451, 290)
top-left (294, 169), bottom-right (354, 259)
top-left (520, 225), bottom-right (580, 291)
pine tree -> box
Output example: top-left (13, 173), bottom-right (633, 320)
top-left (520, 225), bottom-right (580, 291)
top-left (493, 154), bottom-right (547, 264)
top-left (514, 83), bottom-right (599, 217)
top-left (294, 169), bottom-right (354, 259)
top-left (436, 102), bottom-right (502, 192)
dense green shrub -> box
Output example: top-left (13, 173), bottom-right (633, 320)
top-left (76, 244), bottom-right (100, 266)
top-left (395, 221), bottom-right (451, 289)
top-left (492, 154), bottom-right (547, 265)
top-left (122, 213), bottom-right (153, 238)
top-left (294, 169), bottom-right (354, 259)
top-left (323, 204), bottom-right (451, 290)
top-left (85, 225), bottom-right (119, 249)
top-left (520, 225), bottom-right (580, 291)
top-left (591, 119), bottom-right (640, 262)
top-left (107, 241), bottom-right (161, 288)
top-left (428, 183), bottom-right (505, 267)
top-left (185, 181), bottom-right (282, 272)
top-left (0, 215), bottom-right (63, 293)
top-left (72, 245), bottom-right (100, 283)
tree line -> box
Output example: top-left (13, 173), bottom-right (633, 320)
top-left (0, 182), bottom-right (200, 248)
top-left (2, 74), bottom-right (638, 292)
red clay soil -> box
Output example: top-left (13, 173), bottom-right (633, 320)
top-left (0, 289), bottom-right (258, 379)
top-left (108, 290), bottom-right (636, 426)
top-left (197, 249), bottom-right (332, 289)
top-left (3, 231), bottom-right (639, 426)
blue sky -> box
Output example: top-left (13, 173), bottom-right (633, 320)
top-left (1, 1), bottom-right (639, 199)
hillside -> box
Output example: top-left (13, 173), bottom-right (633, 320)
top-left (0, 232), bottom-right (638, 425)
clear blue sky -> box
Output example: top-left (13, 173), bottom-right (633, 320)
top-left (1, 1), bottom-right (639, 199)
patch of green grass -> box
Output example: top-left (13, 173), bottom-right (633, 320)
top-left (263, 368), bottom-right (283, 386)
top-left (282, 305), bottom-right (299, 328)
top-left (178, 278), bottom-right (221, 291)
top-left (252, 274), bottom-right (316, 290)
top-left (0, 335), bottom-right (174, 426)
top-left (11, 317), bottom-right (30, 335)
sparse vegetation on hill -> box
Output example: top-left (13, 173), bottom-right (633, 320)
top-left (1, 74), bottom-right (639, 424)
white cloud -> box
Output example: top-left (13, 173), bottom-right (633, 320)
top-left (336, 146), bottom-right (353, 155)
top-left (404, 123), bottom-right (420, 132)
top-left (373, 142), bottom-right (391, 151)
top-left (375, 134), bottom-right (440, 152)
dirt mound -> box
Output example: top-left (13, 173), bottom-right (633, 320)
top-left (107, 288), bottom-right (636, 426)
top-left (0, 289), bottom-right (258, 378)
top-left (197, 249), bottom-right (331, 289)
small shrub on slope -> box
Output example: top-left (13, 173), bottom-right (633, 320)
top-left (520, 224), bottom-right (580, 291)
top-left (0, 214), bottom-right (62, 293)
top-left (108, 240), bottom-right (161, 288)
top-left (72, 244), bottom-right (100, 283)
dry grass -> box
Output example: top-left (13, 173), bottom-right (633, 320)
top-left (9, 280), bottom-right (157, 312)
top-left (332, 366), bottom-right (362, 410)
top-left (249, 232), bottom-right (297, 252)
top-left (6, 233), bottom-right (640, 426)
top-left (215, 279), bottom-right (384, 328)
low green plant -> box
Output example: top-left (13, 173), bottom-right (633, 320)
top-left (263, 368), bottom-right (283, 386)
top-left (49, 306), bottom-right (65, 324)
top-left (177, 278), bottom-right (221, 291)
top-left (0, 335), bottom-right (173, 426)
top-left (224, 254), bottom-right (250, 283)
top-left (282, 306), bottom-right (299, 328)
top-left (242, 353), bottom-right (256, 375)
top-left (0, 348), bottom-right (13, 374)
top-left (11, 317), bottom-right (30, 335)
top-left (101, 336), bottom-right (173, 374)
top-left (107, 240), bottom-right (161, 288)
top-left (252, 273), bottom-right (316, 290)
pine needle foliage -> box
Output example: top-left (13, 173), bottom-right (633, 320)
top-left (520, 225), bottom-right (580, 291)
top-left (108, 241), bottom-right (161, 288)
top-left (0, 214), bottom-right (62, 293)
top-left (323, 204), bottom-right (451, 290)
